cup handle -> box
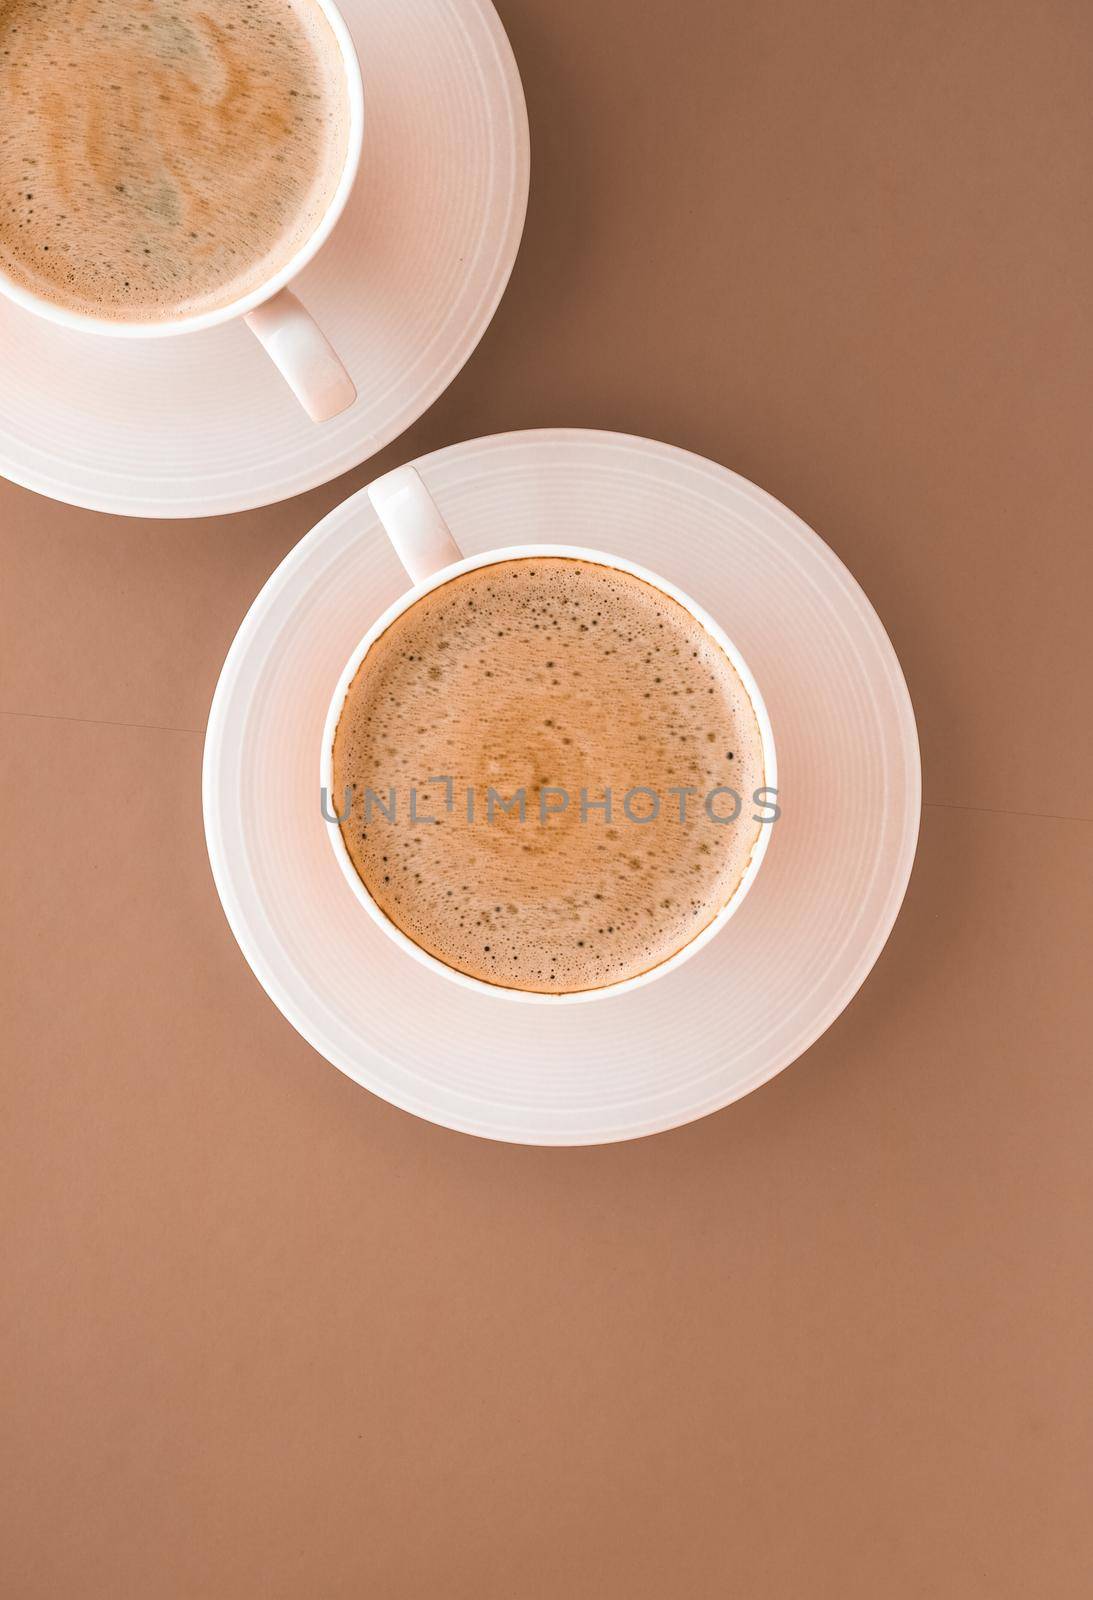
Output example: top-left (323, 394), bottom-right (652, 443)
top-left (367, 465), bottom-right (464, 583)
top-left (244, 288), bottom-right (356, 423)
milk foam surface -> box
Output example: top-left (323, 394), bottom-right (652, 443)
top-left (0, 0), bottom-right (348, 319)
top-left (332, 557), bottom-right (766, 994)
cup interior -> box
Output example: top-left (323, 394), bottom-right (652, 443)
top-left (0, 0), bottom-right (364, 338)
top-left (321, 545), bottom-right (777, 1004)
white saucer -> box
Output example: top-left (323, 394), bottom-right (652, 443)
top-left (0, 0), bottom-right (528, 518)
top-left (203, 429), bottom-right (921, 1144)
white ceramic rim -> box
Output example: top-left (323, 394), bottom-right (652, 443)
top-left (0, 0), bottom-right (365, 337)
top-left (319, 543), bottom-right (778, 1003)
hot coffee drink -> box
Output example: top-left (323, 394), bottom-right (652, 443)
top-left (331, 557), bottom-right (767, 995)
top-left (0, 0), bottom-right (349, 320)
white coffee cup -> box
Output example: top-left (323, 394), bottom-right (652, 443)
top-left (0, 0), bottom-right (364, 424)
top-left (321, 465), bottom-right (777, 1002)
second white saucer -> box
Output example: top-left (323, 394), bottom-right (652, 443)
top-left (0, 0), bottom-right (529, 517)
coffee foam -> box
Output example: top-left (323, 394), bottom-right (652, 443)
top-left (0, 0), bottom-right (348, 320)
top-left (332, 557), bottom-right (766, 995)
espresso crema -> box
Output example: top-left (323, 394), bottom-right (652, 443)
top-left (332, 558), bottom-right (766, 994)
top-left (0, 0), bottom-right (349, 319)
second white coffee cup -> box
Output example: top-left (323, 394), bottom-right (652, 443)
top-left (320, 464), bottom-right (777, 1003)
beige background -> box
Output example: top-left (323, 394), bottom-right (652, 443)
top-left (2, 1), bottom-right (1092, 1595)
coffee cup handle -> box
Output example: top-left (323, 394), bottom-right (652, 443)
top-left (244, 288), bottom-right (356, 423)
top-left (367, 466), bottom-right (464, 584)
